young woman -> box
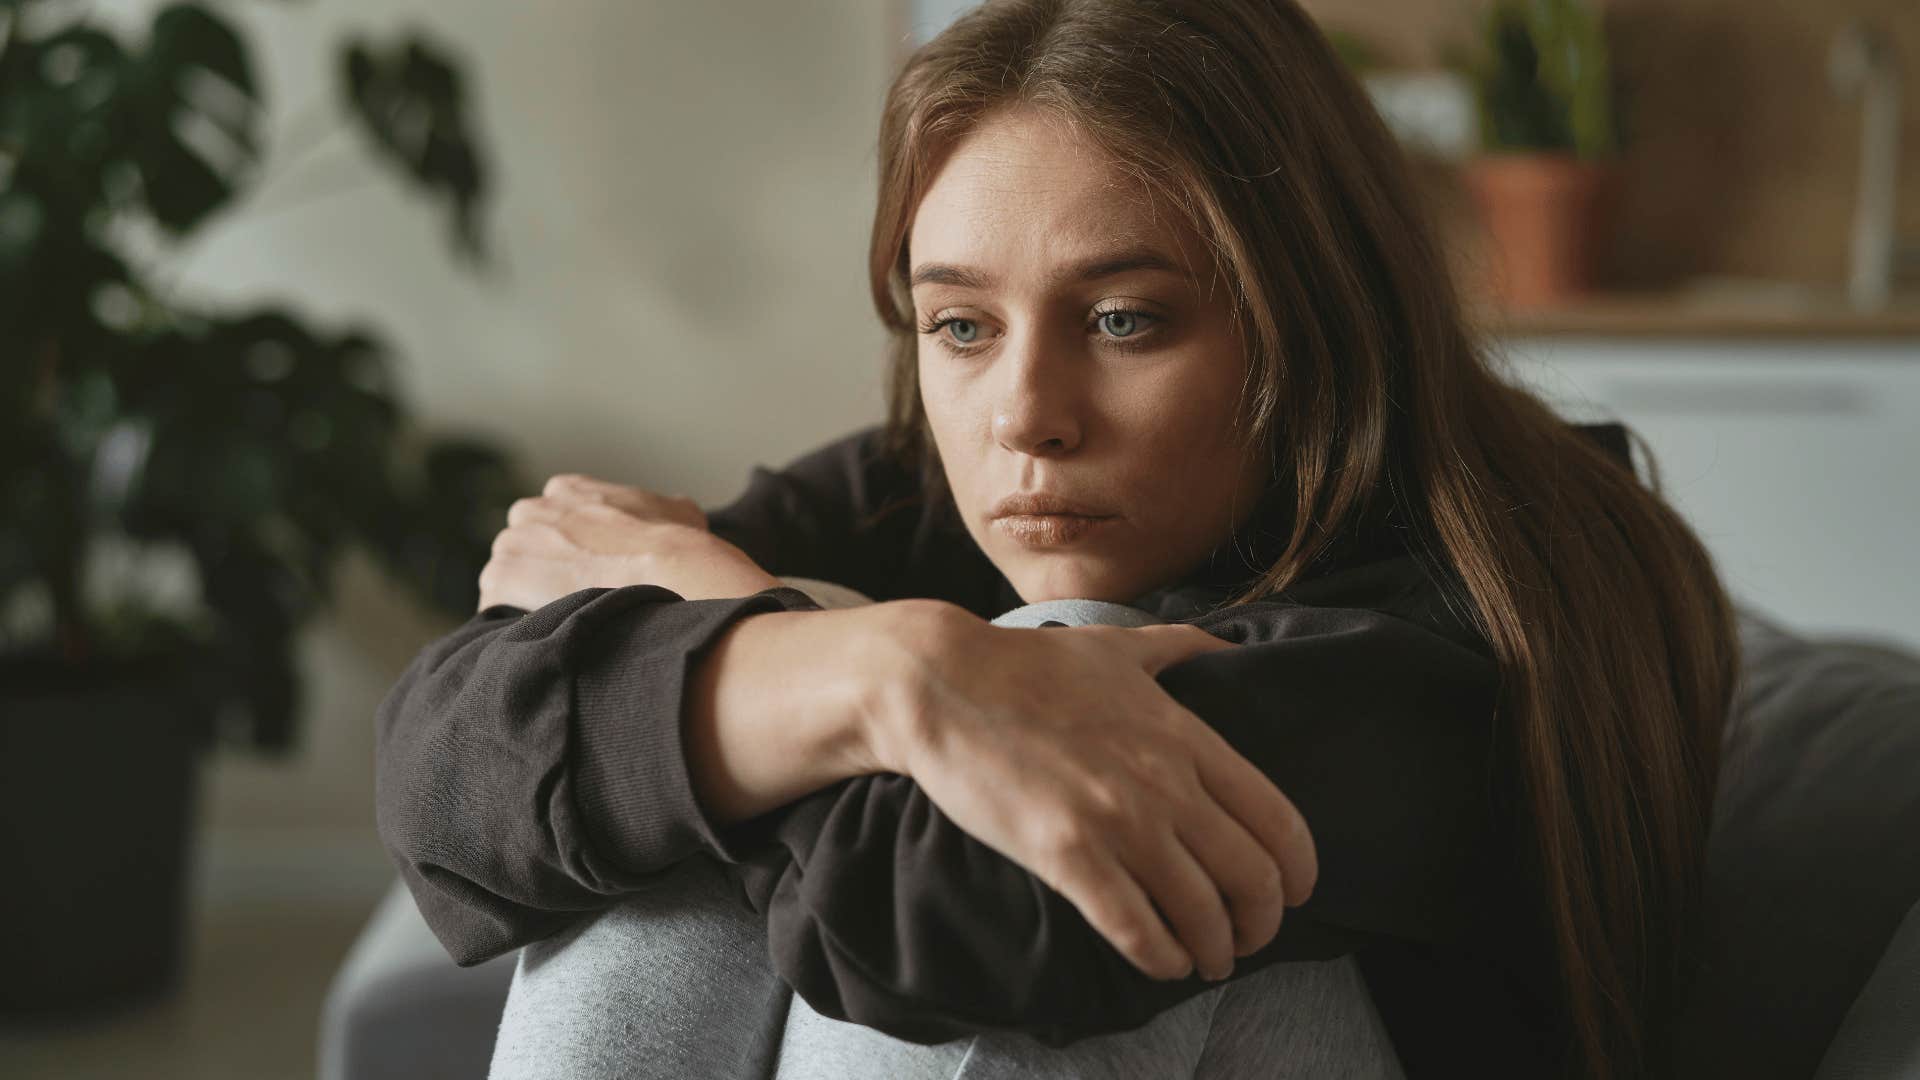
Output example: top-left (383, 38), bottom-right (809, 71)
top-left (375, 1), bottom-right (1738, 1076)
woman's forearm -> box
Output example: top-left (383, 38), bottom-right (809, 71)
top-left (683, 597), bottom-right (959, 824)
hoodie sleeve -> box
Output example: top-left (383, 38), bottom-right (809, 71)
top-left (373, 583), bottom-right (828, 965)
top-left (374, 425), bottom-right (918, 965)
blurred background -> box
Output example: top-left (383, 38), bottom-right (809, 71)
top-left (0, 0), bottom-right (1913, 1077)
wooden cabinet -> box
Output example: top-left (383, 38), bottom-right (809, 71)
top-left (1498, 337), bottom-right (1920, 650)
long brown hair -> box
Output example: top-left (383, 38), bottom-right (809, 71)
top-left (867, 1), bottom-right (1739, 1075)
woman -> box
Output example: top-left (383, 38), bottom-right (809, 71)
top-left (375, 1), bottom-right (1738, 1076)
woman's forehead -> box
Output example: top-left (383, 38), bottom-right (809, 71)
top-left (907, 109), bottom-right (1207, 289)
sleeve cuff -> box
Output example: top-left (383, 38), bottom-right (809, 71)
top-left (570, 585), bottom-right (825, 877)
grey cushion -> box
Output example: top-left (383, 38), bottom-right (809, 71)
top-left (1674, 610), bottom-right (1920, 1079)
top-left (987, 597), bottom-right (1164, 629)
top-left (1816, 899), bottom-right (1920, 1079)
top-left (320, 881), bottom-right (519, 1080)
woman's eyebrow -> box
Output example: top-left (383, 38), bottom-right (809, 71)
top-left (909, 248), bottom-right (1183, 290)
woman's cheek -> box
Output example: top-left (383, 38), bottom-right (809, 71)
top-left (918, 366), bottom-right (985, 481)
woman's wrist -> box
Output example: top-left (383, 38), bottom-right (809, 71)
top-left (683, 597), bottom-right (971, 824)
top-left (854, 597), bottom-right (983, 779)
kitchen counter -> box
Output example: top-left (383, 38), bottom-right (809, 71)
top-left (1470, 284), bottom-right (1920, 340)
top-left (1491, 335), bottom-right (1920, 652)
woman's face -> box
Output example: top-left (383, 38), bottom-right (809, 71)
top-left (909, 107), bottom-right (1270, 603)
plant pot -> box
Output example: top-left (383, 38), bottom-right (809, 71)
top-left (0, 650), bottom-right (213, 1017)
top-left (1464, 154), bottom-right (1614, 309)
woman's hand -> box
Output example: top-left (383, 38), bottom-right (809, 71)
top-left (476, 473), bottom-right (781, 611)
top-left (869, 606), bottom-right (1319, 984)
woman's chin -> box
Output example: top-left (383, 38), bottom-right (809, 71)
top-left (1004, 561), bottom-right (1145, 606)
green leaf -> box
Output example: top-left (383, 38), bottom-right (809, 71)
top-left (123, 3), bottom-right (261, 231)
top-left (1524, 0), bottom-right (1615, 158)
top-left (1323, 29), bottom-right (1381, 74)
top-left (339, 33), bottom-right (489, 261)
top-left (0, 188), bottom-right (48, 384)
top-left (366, 433), bottom-right (520, 615)
top-left (0, 2), bottom-right (510, 754)
top-left (0, 25), bottom-right (130, 211)
top-left (1460, 0), bottom-right (1615, 157)
top-left (3, 235), bottom-right (132, 436)
top-left (189, 536), bottom-right (304, 750)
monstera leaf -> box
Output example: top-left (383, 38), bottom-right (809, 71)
top-left (0, 187), bottom-right (56, 415)
top-left (0, 24), bottom-right (129, 205)
top-left (342, 34), bottom-right (488, 259)
top-left (123, 4), bottom-right (261, 231)
top-left (0, 4), bottom-right (259, 230)
top-left (190, 532), bottom-right (305, 749)
top-left (0, 0), bottom-right (508, 751)
top-left (117, 312), bottom-right (400, 565)
top-left (106, 311), bottom-right (427, 747)
top-left (368, 435), bottom-right (519, 616)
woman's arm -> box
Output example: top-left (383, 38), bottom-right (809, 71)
top-left (376, 571), bottom-right (1309, 987)
top-left (679, 601), bottom-right (923, 825)
top-left (375, 425), bottom-right (933, 963)
top-left (732, 600), bottom-right (1503, 1046)
top-left (372, 583), bottom-right (844, 964)
top-left (690, 598), bottom-right (1315, 983)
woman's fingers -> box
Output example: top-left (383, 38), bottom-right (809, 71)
top-left (478, 554), bottom-right (575, 612)
top-left (1196, 738), bottom-right (1318, 906)
top-left (1049, 847), bottom-right (1193, 981)
top-left (1176, 806), bottom-right (1287, 959)
top-left (1104, 627), bottom-right (1298, 962)
top-left (1121, 827), bottom-right (1237, 981)
top-left (541, 474), bottom-right (706, 529)
top-left (886, 618), bottom-right (1317, 989)
top-left (506, 496), bottom-right (559, 529)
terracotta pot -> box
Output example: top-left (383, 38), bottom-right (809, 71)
top-left (1464, 154), bottom-right (1613, 309)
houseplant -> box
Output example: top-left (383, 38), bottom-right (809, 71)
top-left (1452, 0), bottom-right (1620, 307)
top-left (0, 0), bottom-right (520, 1011)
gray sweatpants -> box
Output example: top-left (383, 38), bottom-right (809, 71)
top-left (488, 591), bottom-right (1407, 1079)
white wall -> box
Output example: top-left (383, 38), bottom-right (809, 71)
top-left (110, 0), bottom-right (900, 883)
top-left (1499, 336), bottom-right (1920, 654)
top-left (908, 0), bottom-right (979, 41)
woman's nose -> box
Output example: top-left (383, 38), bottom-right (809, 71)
top-left (992, 329), bottom-right (1084, 456)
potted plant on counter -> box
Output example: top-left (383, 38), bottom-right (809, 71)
top-left (1453, 0), bottom-right (1620, 308)
top-left (0, 0), bottom-right (520, 1013)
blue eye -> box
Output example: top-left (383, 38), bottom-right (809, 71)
top-left (1097, 311), bottom-right (1140, 338)
top-left (947, 319), bottom-right (979, 343)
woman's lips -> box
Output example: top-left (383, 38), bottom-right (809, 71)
top-left (991, 513), bottom-right (1116, 546)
